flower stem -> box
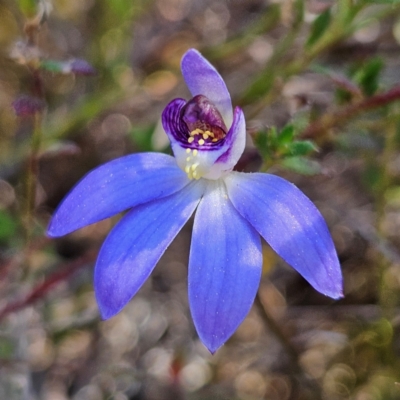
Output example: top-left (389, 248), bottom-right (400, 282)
top-left (24, 109), bottom-right (43, 244)
top-left (23, 11), bottom-right (45, 245)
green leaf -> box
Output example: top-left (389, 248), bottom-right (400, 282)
top-left (335, 87), bottom-right (353, 104)
top-left (307, 8), bottom-right (331, 47)
top-left (293, 0), bottom-right (305, 28)
top-left (286, 140), bottom-right (318, 156)
top-left (281, 157), bottom-right (321, 175)
top-left (18, 0), bottom-right (37, 18)
top-left (254, 127), bottom-right (279, 158)
top-left (254, 131), bottom-right (269, 158)
top-left (0, 210), bottom-right (17, 241)
top-left (358, 58), bottom-right (384, 96)
top-left (267, 127), bottom-right (278, 148)
top-left (350, 57), bottom-right (384, 97)
top-left (277, 125), bottom-right (295, 145)
top-left (0, 337), bottom-right (14, 359)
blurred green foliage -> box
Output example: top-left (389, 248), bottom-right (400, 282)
top-left (0, 211), bottom-right (17, 242)
top-left (351, 57), bottom-right (385, 97)
top-left (306, 7), bottom-right (331, 48)
top-left (3, 0), bottom-right (400, 399)
top-left (18, 0), bottom-right (37, 18)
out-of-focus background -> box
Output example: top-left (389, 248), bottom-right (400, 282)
top-left (3, 0), bottom-right (400, 398)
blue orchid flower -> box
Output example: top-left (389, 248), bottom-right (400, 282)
top-left (48, 49), bottom-right (343, 353)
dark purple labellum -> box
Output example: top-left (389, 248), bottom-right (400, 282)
top-left (181, 95), bottom-right (227, 146)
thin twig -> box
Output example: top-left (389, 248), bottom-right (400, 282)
top-left (254, 292), bottom-right (323, 397)
top-left (255, 293), bottom-right (301, 369)
top-left (0, 237), bottom-right (50, 281)
top-left (301, 86), bottom-right (400, 139)
top-left (0, 250), bottom-right (96, 322)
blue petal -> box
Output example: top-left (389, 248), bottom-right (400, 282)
top-left (95, 180), bottom-right (206, 319)
top-left (225, 172), bottom-right (343, 299)
top-left (181, 49), bottom-right (233, 127)
top-left (48, 153), bottom-right (189, 237)
top-left (188, 181), bottom-right (262, 353)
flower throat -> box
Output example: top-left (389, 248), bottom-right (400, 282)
top-left (181, 95), bottom-right (227, 146)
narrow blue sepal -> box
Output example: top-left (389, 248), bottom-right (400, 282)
top-left (189, 181), bottom-right (262, 353)
top-left (95, 180), bottom-right (205, 319)
top-left (225, 172), bottom-right (343, 299)
top-left (47, 153), bottom-right (189, 237)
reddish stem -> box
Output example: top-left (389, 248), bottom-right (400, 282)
top-left (0, 250), bottom-right (96, 321)
top-left (301, 85), bottom-right (400, 138)
top-left (0, 237), bottom-right (50, 281)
